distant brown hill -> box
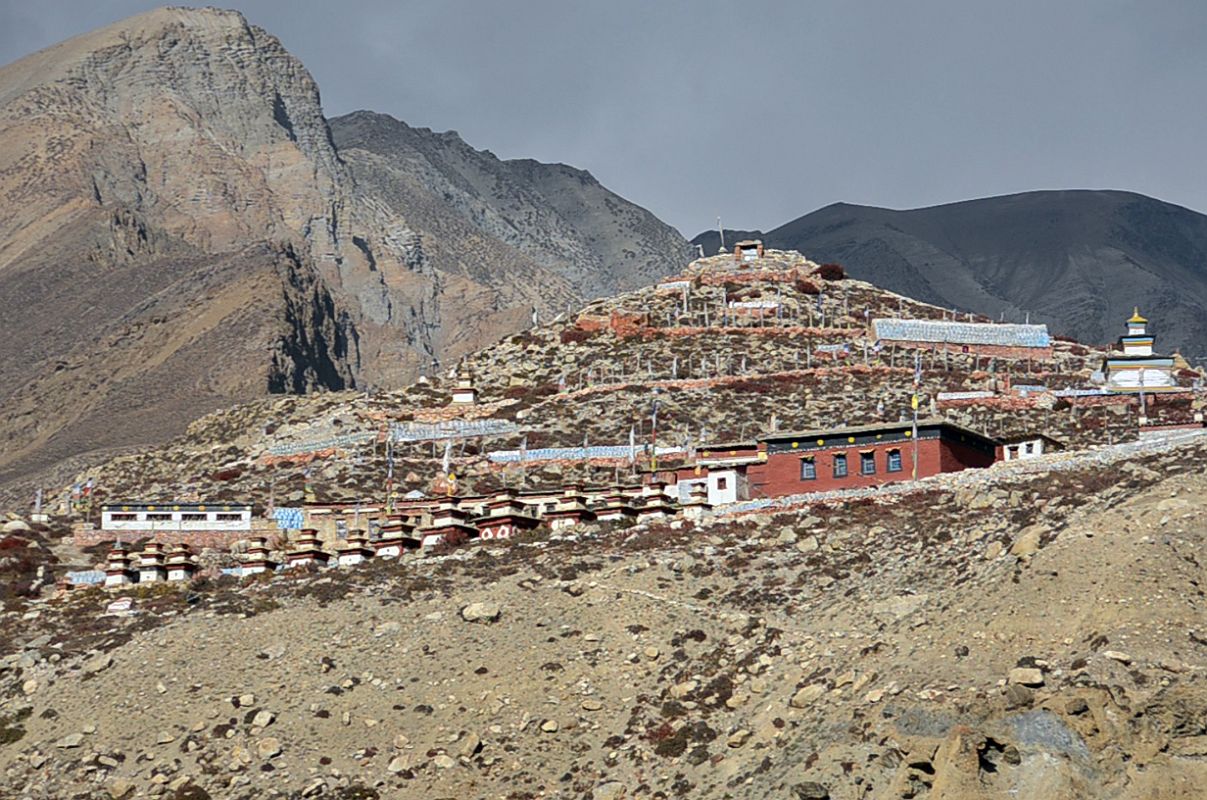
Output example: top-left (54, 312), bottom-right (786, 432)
top-left (693, 190), bottom-right (1207, 363)
top-left (0, 7), bottom-right (688, 491)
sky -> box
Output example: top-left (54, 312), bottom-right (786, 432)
top-left (2, 1), bottom-right (1206, 235)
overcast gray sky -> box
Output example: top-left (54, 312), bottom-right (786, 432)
top-left (3, 1), bottom-right (1205, 235)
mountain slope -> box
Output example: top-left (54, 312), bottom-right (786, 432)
top-left (693, 191), bottom-right (1207, 360)
top-left (0, 8), bottom-right (688, 490)
top-left (330, 111), bottom-right (691, 302)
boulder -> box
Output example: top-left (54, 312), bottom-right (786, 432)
top-left (461, 602), bottom-right (501, 623)
top-left (1008, 667), bottom-right (1045, 687)
top-left (1010, 526), bottom-right (1044, 557)
top-left (790, 684), bottom-right (826, 708)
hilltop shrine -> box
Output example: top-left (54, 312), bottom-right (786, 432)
top-left (1103, 308), bottom-right (1177, 392)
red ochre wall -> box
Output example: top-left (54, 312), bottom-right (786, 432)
top-left (748, 434), bottom-right (992, 498)
top-left (939, 437), bottom-right (996, 472)
top-left (72, 529), bottom-right (254, 549)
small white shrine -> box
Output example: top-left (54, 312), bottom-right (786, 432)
top-left (1104, 309), bottom-right (1176, 392)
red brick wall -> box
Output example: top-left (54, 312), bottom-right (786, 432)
top-left (748, 439), bottom-right (942, 497)
top-left (73, 529), bottom-right (261, 550)
top-left (939, 437), bottom-right (996, 471)
top-left (747, 432), bottom-right (993, 499)
top-left (878, 339), bottom-right (1052, 360)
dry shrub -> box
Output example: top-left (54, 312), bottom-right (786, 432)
top-left (816, 263), bottom-right (846, 281)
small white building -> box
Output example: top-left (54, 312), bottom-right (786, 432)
top-left (103, 543), bottom-right (135, 587)
top-left (1104, 309), bottom-right (1176, 392)
top-left (100, 503), bottom-right (252, 533)
top-left (450, 364), bottom-right (478, 404)
top-left (165, 544), bottom-right (198, 582)
top-left (997, 434), bottom-right (1063, 462)
top-left (336, 532), bottom-right (374, 567)
top-left (240, 537), bottom-right (278, 575)
top-left (136, 542), bottom-right (168, 583)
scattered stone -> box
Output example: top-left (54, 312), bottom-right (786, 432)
top-left (790, 684), bottom-right (826, 708)
top-left (540, 719), bottom-right (559, 733)
top-left (256, 737), bottom-right (282, 759)
top-left (21, 678), bottom-right (37, 695)
top-left (393, 734), bottom-right (410, 749)
top-left (581, 699), bottom-right (604, 711)
top-left (643, 646), bottom-right (660, 661)
top-left (107, 778), bottom-right (135, 799)
top-left (793, 782), bottom-right (831, 800)
top-left (1065, 698), bottom-right (1089, 716)
top-left (1008, 667), bottom-right (1044, 687)
top-left (670, 680), bottom-right (698, 699)
top-left (459, 731), bottom-right (482, 757)
top-left (84, 653), bottom-right (114, 675)
top-left (595, 782), bottom-right (628, 800)
top-left (433, 753), bottom-right (456, 769)
top-left (56, 733), bottom-right (84, 749)
top-left (1005, 684), bottom-right (1034, 709)
top-left (727, 729), bottom-right (752, 747)
top-left (1010, 527), bottom-right (1043, 557)
top-left (1103, 650), bottom-right (1133, 665)
top-left (156, 731), bottom-right (175, 745)
top-left (796, 536), bottom-right (819, 554)
top-left (387, 755), bottom-right (408, 773)
top-left (251, 710), bottom-right (276, 728)
top-left (461, 602), bottom-right (501, 623)
top-left (984, 541), bottom-right (1003, 560)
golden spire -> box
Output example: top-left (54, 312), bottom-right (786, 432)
top-left (1127, 307), bottom-right (1147, 324)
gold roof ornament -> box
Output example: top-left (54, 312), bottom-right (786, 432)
top-left (1127, 307), bottom-right (1147, 324)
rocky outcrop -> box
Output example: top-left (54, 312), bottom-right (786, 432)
top-left (0, 7), bottom-right (689, 491)
top-left (331, 111), bottom-right (692, 299)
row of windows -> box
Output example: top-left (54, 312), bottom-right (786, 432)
top-left (800, 449), bottom-right (903, 480)
top-left (107, 512), bottom-right (245, 522)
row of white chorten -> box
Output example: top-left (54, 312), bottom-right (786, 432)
top-left (91, 483), bottom-right (713, 587)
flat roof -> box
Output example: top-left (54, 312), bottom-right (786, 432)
top-left (873, 318), bottom-right (1051, 348)
top-left (697, 441), bottom-right (758, 451)
top-left (102, 503), bottom-right (251, 511)
top-left (759, 418), bottom-right (996, 445)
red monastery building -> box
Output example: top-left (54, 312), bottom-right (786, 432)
top-left (746, 420), bottom-right (997, 497)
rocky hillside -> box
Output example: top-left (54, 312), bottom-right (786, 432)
top-left (330, 111), bottom-right (690, 302)
top-left (693, 191), bottom-right (1207, 361)
top-left (51, 248), bottom-right (1203, 512)
top-left (0, 7), bottom-right (688, 492)
top-left (2, 428), bottom-right (1205, 799)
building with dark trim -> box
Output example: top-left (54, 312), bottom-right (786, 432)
top-left (746, 419), bottom-right (997, 497)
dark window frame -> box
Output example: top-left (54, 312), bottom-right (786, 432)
top-left (800, 458), bottom-right (816, 480)
top-left (833, 454), bottom-right (848, 478)
top-left (860, 452), bottom-right (876, 475)
top-left (887, 449), bottom-right (903, 472)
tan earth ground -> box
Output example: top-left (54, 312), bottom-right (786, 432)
top-left (1, 436), bottom-right (1205, 799)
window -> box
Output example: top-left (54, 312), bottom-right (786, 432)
top-left (860, 452), bottom-right (876, 475)
top-left (215, 513), bottom-right (243, 521)
top-left (181, 513), bottom-right (206, 522)
top-left (109, 513), bottom-right (137, 521)
top-left (716, 476), bottom-right (728, 490)
top-left (800, 458), bottom-right (816, 480)
top-left (887, 449), bottom-right (903, 472)
top-left (1024, 442), bottom-right (1034, 454)
top-left (146, 513), bottom-right (172, 521)
top-left (833, 454), bottom-right (848, 478)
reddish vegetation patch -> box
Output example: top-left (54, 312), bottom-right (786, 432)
top-left (816, 263), bottom-right (846, 281)
top-left (559, 328), bottom-right (594, 345)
